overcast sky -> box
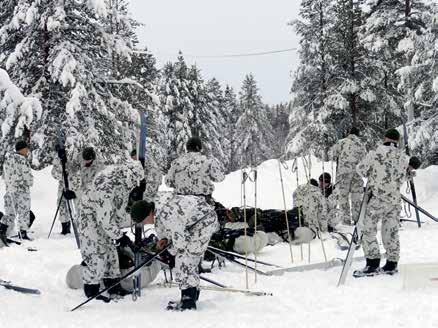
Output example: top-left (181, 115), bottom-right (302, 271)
top-left (128, 0), bottom-right (301, 104)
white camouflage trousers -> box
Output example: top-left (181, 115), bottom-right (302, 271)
top-left (361, 197), bottom-right (400, 262)
top-left (79, 200), bottom-right (120, 285)
top-left (336, 173), bottom-right (363, 223)
top-left (1, 190), bottom-right (31, 231)
top-left (157, 195), bottom-right (219, 290)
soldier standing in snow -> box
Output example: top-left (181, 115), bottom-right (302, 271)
top-left (293, 179), bottom-right (327, 232)
top-left (148, 136), bottom-right (225, 311)
top-left (0, 140), bottom-right (33, 243)
top-left (354, 129), bottom-right (420, 276)
top-left (329, 127), bottom-right (367, 225)
top-left (79, 159), bottom-right (144, 301)
top-left (318, 173), bottom-right (338, 231)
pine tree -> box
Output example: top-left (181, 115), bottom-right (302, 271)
top-left (223, 85), bottom-right (240, 171)
top-left (234, 74), bottom-right (273, 167)
top-left (159, 53), bottom-right (193, 167)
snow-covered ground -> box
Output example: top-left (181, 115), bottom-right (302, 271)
top-left (1, 159), bottom-right (438, 328)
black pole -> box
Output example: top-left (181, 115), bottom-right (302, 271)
top-left (47, 194), bottom-right (64, 238)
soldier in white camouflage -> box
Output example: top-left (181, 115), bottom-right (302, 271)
top-left (130, 149), bottom-right (163, 202)
top-left (79, 159), bottom-right (144, 301)
top-left (0, 141), bottom-right (33, 243)
top-left (51, 149), bottom-right (81, 235)
top-left (293, 179), bottom-right (327, 232)
top-left (354, 129), bottom-right (420, 276)
top-left (151, 136), bottom-right (225, 311)
top-left (329, 127), bottom-right (367, 225)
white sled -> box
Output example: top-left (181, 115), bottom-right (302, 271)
top-left (402, 262), bottom-right (438, 290)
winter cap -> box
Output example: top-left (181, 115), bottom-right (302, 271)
top-left (384, 129), bottom-right (400, 142)
top-left (186, 137), bottom-right (202, 152)
top-left (15, 140), bottom-right (28, 151)
top-left (82, 147), bottom-right (96, 161)
top-left (131, 200), bottom-right (155, 223)
top-left (409, 156), bottom-right (421, 170)
top-left (310, 179), bottom-right (319, 187)
top-left (349, 127), bottom-right (360, 136)
top-left (318, 172), bottom-right (331, 183)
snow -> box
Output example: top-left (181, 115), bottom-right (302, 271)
top-left (1, 160), bottom-right (438, 327)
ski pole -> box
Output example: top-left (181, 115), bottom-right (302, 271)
top-left (207, 246), bottom-right (282, 268)
top-left (48, 193), bottom-right (63, 238)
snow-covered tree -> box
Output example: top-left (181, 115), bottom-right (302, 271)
top-left (0, 0), bottom-right (139, 168)
top-left (234, 74), bottom-right (273, 167)
top-left (223, 85), bottom-right (240, 171)
top-left (159, 54), bottom-right (193, 167)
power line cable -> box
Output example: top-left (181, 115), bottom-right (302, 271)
top-left (133, 47), bottom-right (297, 59)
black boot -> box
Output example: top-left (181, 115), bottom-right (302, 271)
top-left (166, 287), bottom-right (198, 311)
top-left (61, 222), bottom-right (71, 235)
top-left (353, 258), bottom-right (380, 277)
top-left (19, 230), bottom-right (32, 241)
top-left (381, 260), bottom-right (398, 275)
top-left (83, 284), bottom-right (111, 303)
top-left (0, 223), bottom-right (9, 247)
top-left (103, 278), bottom-right (132, 297)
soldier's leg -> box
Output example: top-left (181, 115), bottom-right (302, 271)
top-left (381, 204), bottom-right (401, 263)
top-left (103, 242), bottom-right (121, 280)
top-left (350, 173), bottom-right (364, 222)
top-left (336, 175), bottom-right (352, 224)
top-left (1, 192), bottom-right (15, 227)
top-left (16, 191), bottom-right (31, 231)
top-left (361, 198), bottom-right (382, 260)
top-left (81, 206), bottom-right (102, 285)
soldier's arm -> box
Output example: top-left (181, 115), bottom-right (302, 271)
top-left (356, 150), bottom-right (374, 178)
top-left (209, 158), bottom-right (225, 183)
top-left (164, 162), bottom-right (177, 188)
top-left (329, 142), bottom-right (340, 161)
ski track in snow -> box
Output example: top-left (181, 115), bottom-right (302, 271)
top-left (1, 161), bottom-right (438, 328)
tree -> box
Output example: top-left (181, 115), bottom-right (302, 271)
top-left (234, 74), bottom-right (273, 167)
top-left (0, 0), bottom-right (139, 168)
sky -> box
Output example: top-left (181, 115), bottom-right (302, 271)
top-left (128, 0), bottom-right (301, 104)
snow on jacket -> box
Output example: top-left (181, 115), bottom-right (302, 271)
top-left (84, 160), bottom-right (144, 240)
top-left (356, 144), bottom-right (410, 205)
top-left (165, 152), bottom-right (225, 195)
top-left (330, 134), bottom-right (367, 176)
top-left (3, 152), bottom-right (33, 192)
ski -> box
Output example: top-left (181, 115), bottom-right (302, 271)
top-left (0, 279), bottom-right (41, 295)
top-left (337, 186), bottom-right (372, 286)
top-left (156, 281), bottom-right (273, 297)
top-left (266, 256), bottom-right (364, 276)
top-left (207, 245), bottom-right (282, 268)
top-left (206, 249), bottom-right (269, 276)
top-left (401, 195), bottom-right (438, 223)
top-left (353, 268), bottom-right (398, 278)
top-left (132, 111), bottom-right (147, 302)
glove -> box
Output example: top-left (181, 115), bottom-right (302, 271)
top-left (64, 190), bottom-right (77, 200)
top-left (116, 233), bottom-right (133, 248)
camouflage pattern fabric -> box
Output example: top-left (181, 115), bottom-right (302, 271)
top-left (143, 157), bottom-right (163, 201)
top-left (361, 198), bottom-right (401, 262)
top-left (156, 151), bottom-right (225, 289)
top-left (80, 161), bottom-right (144, 284)
top-left (2, 192), bottom-right (30, 230)
top-left (356, 144), bottom-right (410, 262)
top-left (293, 183), bottom-right (327, 232)
top-left (1, 152), bottom-right (33, 230)
top-left (165, 152), bottom-right (225, 195)
top-left (330, 134), bottom-right (367, 223)
top-left (155, 195), bottom-right (219, 289)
